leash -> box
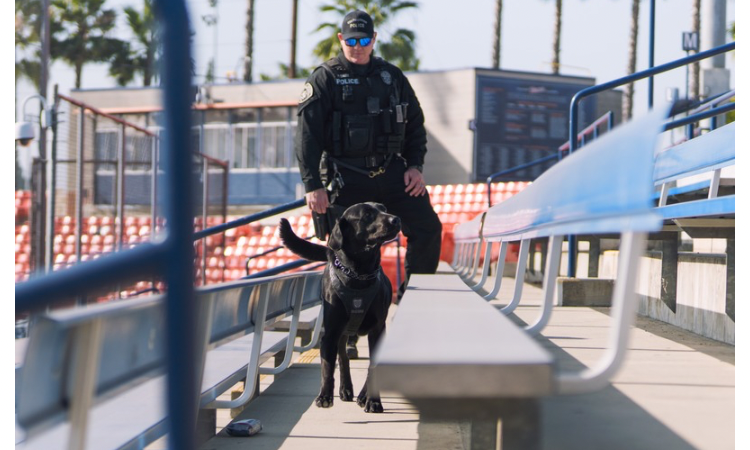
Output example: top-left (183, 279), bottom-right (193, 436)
top-left (330, 154), bottom-right (393, 179)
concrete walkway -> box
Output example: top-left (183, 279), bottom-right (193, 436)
top-left (189, 278), bottom-right (733, 450)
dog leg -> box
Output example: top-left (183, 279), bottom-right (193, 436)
top-left (316, 329), bottom-right (339, 408)
top-left (357, 326), bottom-right (386, 413)
top-left (337, 333), bottom-right (355, 401)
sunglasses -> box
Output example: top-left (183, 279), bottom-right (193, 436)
top-left (344, 37), bottom-right (373, 47)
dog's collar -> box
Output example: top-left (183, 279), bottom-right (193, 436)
top-left (333, 257), bottom-right (379, 281)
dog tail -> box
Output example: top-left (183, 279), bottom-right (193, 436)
top-left (278, 218), bottom-right (328, 262)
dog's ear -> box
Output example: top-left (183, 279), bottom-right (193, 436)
top-left (328, 218), bottom-right (347, 251)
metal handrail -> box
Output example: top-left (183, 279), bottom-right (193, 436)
top-left (557, 111), bottom-right (615, 153)
top-left (664, 103), bottom-right (734, 131)
top-left (244, 260), bottom-right (326, 279)
top-left (689, 89), bottom-right (735, 115)
top-left (194, 198), bottom-right (306, 240)
top-left (565, 41), bottom-right (734, 279)
top-left (244, 233), bottom-right (404, 287)
top-left (57, 93), bottom-right (157, 137)
top-left (569, 42), bottom-right (734, 154)
top-left (485, 111), bottom-right (615, 207)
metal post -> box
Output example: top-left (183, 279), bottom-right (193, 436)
top-left (153, 0), bottom-right (200, 447)
top-left (118, 123), bottom-right (126, 251)
top-left (47, 85), bottom-right (59, 272)
top-left (151, 136), bottom-right (158, 237)
top-left (30, 157), bottom-right (46, 276)
top-left (648, 0), bottom-right (655, 108)
top-left (289, 0), bottom-right (298, 78)
top-left (76, 105), bottom-right (85, 264)
top-left (76, 104), bottom-right (86, 305)
top-left (202, 158), bottom-right (208, 285)
top-left (685, 51), bottom-right (690, 100)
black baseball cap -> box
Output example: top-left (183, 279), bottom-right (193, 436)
top-left (341, 10), bottom-right (374, 39)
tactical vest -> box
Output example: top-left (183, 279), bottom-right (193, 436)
top-left (321, 57), bottom-right (409, 158)
top-left (327, 267), bottom-right (385, 336)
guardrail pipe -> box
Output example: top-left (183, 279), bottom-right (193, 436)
top-left (566, 41), bottom-right (734, 277)
top-left (153, 0), bottom-right (199, 448)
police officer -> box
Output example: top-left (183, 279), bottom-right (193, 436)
top-left (295, 10), bottom-right (442, 357)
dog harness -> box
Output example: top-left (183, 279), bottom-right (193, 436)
top-left (328, 259), bottom-right (384, 336)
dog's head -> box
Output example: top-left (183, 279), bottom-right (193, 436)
top-left (329, 202), bottom-right (401, 252)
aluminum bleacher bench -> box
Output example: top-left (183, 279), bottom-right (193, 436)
top-left (15, 271), bottom-right (321, 450)
top-left (371, 105), bottom-right (671, 450)
top-left (653, 121), bottom-right (735, 234)
top-left (650, 121), bottom-right (735, 314)
top-left (268, 303), bottom-right (323, 352)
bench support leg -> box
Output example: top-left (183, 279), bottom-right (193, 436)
top-left (275, 350), bottom-right (286, 368)
top-left (469, 419), bottom-right (498, 450)
top-left (467, 399), bottom-right (541, 450)
top-left (499, 399), bottom-right (541, 450)
top-left (299, 329), bottom-right (314, 348)
top-left (196, 408), bottom-right (217, 445)
top-left (660, 234), bottom-right (678, 313)
top-left (588, 238), bottom-right (601, 278)
top-left (726, 238), bottom-right (734, 321)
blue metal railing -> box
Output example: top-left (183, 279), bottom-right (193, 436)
top-left (569, 42), bottom-right (735, 154)
top-left (194, 198), bottom-right (306, 240)
top-left (243, 234), bottom-right (404, 288)
top-left (16, 0), bottom-right (199, 448)
top-left (665, 102), bottom-right (734, 132)
top-left (565, 41), bottom-right (735, 278)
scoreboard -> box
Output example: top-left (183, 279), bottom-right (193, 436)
top-left (473, 71), bottom-right (597, 182)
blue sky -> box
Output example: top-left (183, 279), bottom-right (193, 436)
top-left (13, 0), bottom-right (737, 117)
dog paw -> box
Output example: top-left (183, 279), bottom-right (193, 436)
top-left (339, 386), bottom-right (354, 402)
top-left (363, 399), bottom-right (384, 413)
top-left (315, 395), bottom-right (334, 408)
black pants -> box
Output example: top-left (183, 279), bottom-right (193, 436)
top-left (332, 159), bottom-right (443, 278)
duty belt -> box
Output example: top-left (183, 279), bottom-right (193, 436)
top-left (331, 154), bottom-right (394, 178)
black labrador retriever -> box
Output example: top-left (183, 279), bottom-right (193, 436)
top-left (278, 202), bottom-right (401, 413)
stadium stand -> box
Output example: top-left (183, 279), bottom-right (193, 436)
top-left (372, 105), bottom-right (672, 449)
top-left (13, 180), bottom-right (529, 295)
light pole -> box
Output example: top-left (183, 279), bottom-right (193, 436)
top-left (16, 94), bottom-right (54, 276)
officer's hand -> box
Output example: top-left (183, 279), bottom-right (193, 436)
top-left (306, 188), bottom-right (330, 214)
top-left (404, 167), bottom-right (427, 197)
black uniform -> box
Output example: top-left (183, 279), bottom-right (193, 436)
top-left (296, 52), bottom-right (442, 278)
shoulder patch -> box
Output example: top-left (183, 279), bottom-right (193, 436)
top-left (380, 70), bottom-right (392, 85)
top-left (299, 82), bottom-right (314, 104)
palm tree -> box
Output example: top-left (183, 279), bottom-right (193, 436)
top-left (15, 0), bottom-right (44, 88)
top-left (243, 0), bottom-right (254, 82)
top-left (551, 0), bottom-right (562, 74)
top-left (689, 0), bottom-right (701, 100)
top-left (109, 0), bottom-right (159, 86)
top-left (491, 0), bottom-right (503, 69)
top-left (311, 0), bottom-right (420, 71)
top-left (623, 0), bottom-right (640, 121)
top-left (50, 0), bottom-right (125, 88)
